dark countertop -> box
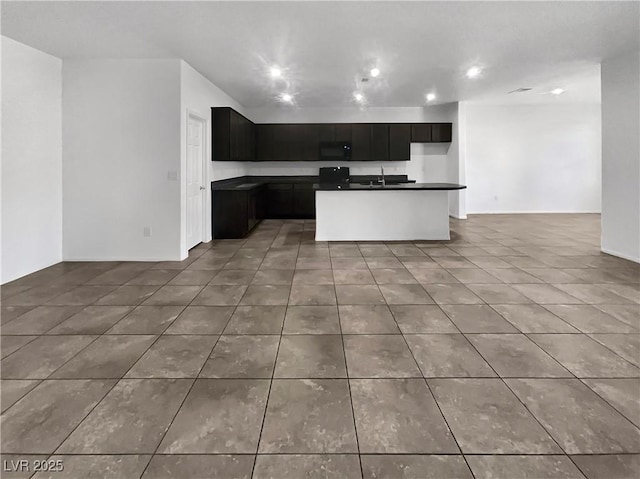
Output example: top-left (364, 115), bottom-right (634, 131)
top-left (313, 182), bottom-right (467, 191)
top-left (211, 175), bottom-right (415, 191)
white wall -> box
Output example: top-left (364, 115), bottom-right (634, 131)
top-left (1, 37), bottom-right (62, 283)
top-left (62, 59), bottom-right (183, 261)
top-left (180, 61), bottom-right (249, 250)
top-left (464, 102), bottom-right (602, 214)
top-left (601, 50), bottom-right (640, 262)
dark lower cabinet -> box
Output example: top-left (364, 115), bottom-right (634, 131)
top-left (213, 187), bottom-right (265, 239)
top-left (293, 183), bottom-right (316, 218)
top-left (389, 124), bottom-right (411, 161)
top-left (266, 183), bottom-right (294, 217)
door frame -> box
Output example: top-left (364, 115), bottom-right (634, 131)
top-left (186, 109), bottom-right (208, 249)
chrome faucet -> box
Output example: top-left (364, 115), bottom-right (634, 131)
top-left (379, 166), bottom-right (386, 186)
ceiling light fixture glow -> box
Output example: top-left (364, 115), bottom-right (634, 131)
top-left (426, 93), bottom-right (436, 102)
top-left (354, 92), bottom-right (364, 102)
top-left (280, 93), bottom-right (293, 103)
top-left (370, 67), bottom-right (380, 78)
top-left (551, 88), bottom-right (565, 95)
top-left (270, 66), bottom-right (282, 78)
top-left (466, 66), bottom-right (482, 78)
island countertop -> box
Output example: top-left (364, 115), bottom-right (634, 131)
top-left (313, 182), bottom-right (466, 191)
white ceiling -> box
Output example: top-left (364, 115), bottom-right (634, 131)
top-left (2, 1), bottom-right (638, 107)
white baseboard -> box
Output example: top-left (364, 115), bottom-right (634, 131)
top-left (601, 247), bottom-right (640, 264)
top-left (62, 257), bottom-right (183, 262)
top-left (466, 211), bottom-right (601, 215)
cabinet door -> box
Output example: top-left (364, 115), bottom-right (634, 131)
top-left (212, 107), bottom-right (231, 161)
top-left (303, 124), bottom-right (320, 161)
top-left (213, 190), bottom-right (248, 238)
top-left (389, 124), bottom-right (411, 161)
top-left (318, 124), bottom-right (335, 142)
top-left (256, 125), bottom-right (274, 161)
top-left (272, 125), bottom-right (288, 161)
top-left (229, 110), bottom-right (241, 161)
top-left (266, 184), bottom-right (294, 217)
top-left (334, 124), bottom-right (352, 142)
top-left (285, 124), bottom-right (306, 161)
top-left (293, 183), bottom-right (316, 218)
top-left (370, 124), bottom-right (389, 161)
top-left (411, 123), bottom-right (432, 142)
top-left (431, 123), bottom-right (452, 142)
top-left (351, 124), bottom-right (371, 161)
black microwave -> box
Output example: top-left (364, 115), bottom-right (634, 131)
top-left (319, 141), bottom-right (352, 161)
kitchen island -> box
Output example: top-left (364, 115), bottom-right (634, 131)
top-left (314, 183), bottom-right (467, 241)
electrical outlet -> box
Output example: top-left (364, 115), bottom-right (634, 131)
top-left (143, 226), bottom-right (152, 237)
top-left (167, 171), bottom-right (178, 181)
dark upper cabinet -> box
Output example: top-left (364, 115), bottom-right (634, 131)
top-left (318, 124), bottom-right (335, 142)
top-left (334, 124), bottom-right (352, 142)
top-left (370, 124), bottom-right (390, 161)
top-left (351, 124), bottom-right (371, 161)
top-left (389, 124), bottom-right (411, 161)
top-left (212, 107), bottom-right (255, 161)
top-left (431, 123), bottom-right (453, 142)
top-left (411, 123), bottom-right (432, 142)
top-left (215, 107), bottom-right (451, 162)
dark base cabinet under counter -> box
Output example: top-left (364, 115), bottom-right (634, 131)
top-left (212, 185), bottom-right (265, 239)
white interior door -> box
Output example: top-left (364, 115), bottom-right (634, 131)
top-left (186, 114), bottom-right (205, 249)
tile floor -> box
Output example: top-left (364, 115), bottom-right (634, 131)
top-left (1, 214), bottom-right (639, 478)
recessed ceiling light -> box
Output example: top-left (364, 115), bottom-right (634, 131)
top-left (426, 93), bottom-right (436, 102)
top-left (466, 66), bottom-right (482, 79)
top-left (354, 92), bottom-right (364, 102)
top-left (270, 66), bottom-right (282, 78)
top-left (280, 93), bottom-right (293, 103)
top-left (370, 67), bottom-right (380, 78)
top-left (551, 88), bottom-right (565, 95)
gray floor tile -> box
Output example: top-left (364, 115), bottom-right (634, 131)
top-left (391, 305), bottom-right (458, 333)
top-left (361, 455), bottom-right (472, 479)
top-left (511, 284), bottom-right (583, 304)
top-left (259, 379), bottom-right (357, 453)
top-left (351, 378), bottom-right (458, 453)
top-left (107, 305), bottom-right (184, 334)
top-left (239, 284), bottom-right (291, 305)
top-left (441, 305), bottom-right (519, 333)
top-left (336, 284), bottom-right (385, 305)
top-left (209, 270), bottom-right (256, 285)
top-left (406, 334), bottom-right (496, 377)
top-left (1, 379), bottom-right (115, 453)
top-left (333, 269), bottom-right (376, 284)
top-left (58, 378), bottom-right (192, 453)
top-left (571, 454), bottom-right (640, 479)
top-left (224, 306), bottom-right (286, 334)
top-left (167, 269), bottom-right (217, 285)
top-left (283, 305), bottom-right (341, 334)
top-left (344, 335), bottom-right (421, 378)
top-left (252, 269), bottom-right (294, 285)
top-left (126, 335), bottom-right (216, 378)
top-left (491, 304), bottom-right (579, 333)
top-left (46, 306), bottom-right (133, 334)
top-left (506, 378), bottom-right (640, 453)
top-left (293, 269), bottom-right (334, 284)
top-left (530, 334), bottom-right (640, 378)
top-left (191, 284), bottom-right (247, 306)
top-left (544, 304), bottom-right (637, 333)
top-left (339, 304), bottom-right (399, 334)
top-left (254, 454), bottom-right (361, 479)
top-left (142, 285), bottom-right (203, 306)
top-left (289, 284), bottom-right (337, 306)
top-left (159, 379), bottom-right (270, 453)
top-left (95, 285), bottom-right (160, 306)
top-left (589, 334), bottom-right (640, 367)
top-left (371, 268), bottom-right (418, 284)
top-left (275, 335), bottom-right (346, 378)
top-left (163, 305), bottom-right (234, 334)
top-left (466, 455), bottom-right (584, 479)
top-left (423, 284), bottom-right (484, 305)
top-left (379, 284), bottom-right (434, 304)
top-left (201, 335), bottom-right (279, 378)
top-left (46, 285), bottom-right (117, 306)
top-left (34, 455), bottom-right (151, 479)
top-left (1, 335), bottom-right (96, 379)
top-left (127, 269), bottom-right (179, 285)
top-left (466, 283), bottom-right (532, 304)
top-left (0, 335), bottom-right (38, 359)
top-left (582, 378), bottom-right (640, 428)
top-left (467, 333), bottom-right (572, 377)
top-left (429, 378), bottom-right (561, 454)
top-left (0, 379), bottom-right (40, 413)
top-left (51, 335), bottom-right (156, 378)
top-left (142, 454), bottom-right (253, 479)
top-left (1, 306), bottom-right (83, 335)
